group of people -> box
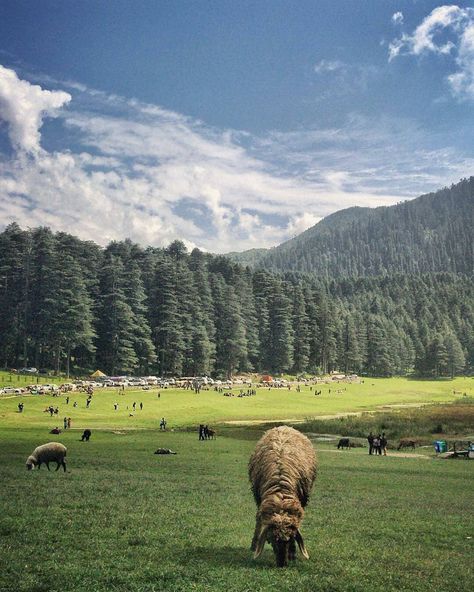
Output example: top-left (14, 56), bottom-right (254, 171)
top-left (44, 405), bottom-right (59, 416)
top-left (222, 389), bottom-right (257, 398)
top-left (198, 424), bottom-right (215, 440)
top-left (367, 432), bottom-right (388, 455)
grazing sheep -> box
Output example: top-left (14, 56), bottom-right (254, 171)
top-left (26, 442), bottom-right (67, 472)
top-left (249, 426), bottom-right (317, 567)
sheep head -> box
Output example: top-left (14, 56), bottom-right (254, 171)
top-left (26, 455), bottom-right (37, 470)
top-left (253, 499), bottom-right (309, 567)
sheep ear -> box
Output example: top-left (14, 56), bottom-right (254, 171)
top-left (253, 526), bottom-right (268, 559)
top-left (295, 530), bottom-right (309, 559)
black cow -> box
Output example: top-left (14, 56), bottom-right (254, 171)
top-left (337, 438), bottom-right (350, 450)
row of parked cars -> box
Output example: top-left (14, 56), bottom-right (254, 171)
top-left (0, 383), bottom-right (59, 395)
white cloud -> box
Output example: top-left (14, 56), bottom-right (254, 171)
top-left (286, 213), bottom-right (321, 238)
top-left (314, 59), bottom-right (346, 74)
top-left (392, 12), bottom-right (404, 26)
top-left (388, 5), bottom-right (474, 99)
top-left (0, 65), bottom-right (71, 153)
top-left (0, 66), bottom-right (472, 253)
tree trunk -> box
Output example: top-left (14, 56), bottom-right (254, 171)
top-left (55, 345), bottom-right (61, 376)
top-left (66, 345), bottom-right (71, 378)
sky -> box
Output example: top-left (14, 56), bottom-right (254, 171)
top-left (0, 1), bottom-right (473, 253)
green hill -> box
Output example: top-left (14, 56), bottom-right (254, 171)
top-left (228, 177), bottom-right (474, 277)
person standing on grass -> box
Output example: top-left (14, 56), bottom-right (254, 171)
top-left (381, 432), bottom-right (387, 456)
top-left (373, 435), bottom-right (381, 455)
top-left (63, 417), bottom-right (67, 430)
top-left (140, 402), bottom-right (143, 410)
top-left (67, 417), bottom-right (71, 429)
top-left (367, 432), bottom-right (374, 455)
top-left (160, 417), bottom-right (166, 430)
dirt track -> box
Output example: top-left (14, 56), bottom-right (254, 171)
top-left (318, 449), bottom-right (430, 459)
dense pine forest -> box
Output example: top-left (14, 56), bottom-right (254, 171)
top-left (229, 177), bottom-right (474, 276)
top-left (0, 220), bottom-right (472, 378)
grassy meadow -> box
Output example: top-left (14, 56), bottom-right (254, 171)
top-left (1, 376), bottom-right (473, 430)
top-left (1, 376), bottom-right (473, 592)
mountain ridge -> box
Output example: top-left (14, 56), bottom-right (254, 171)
top-left (226, 177), bottom-right (474, 277)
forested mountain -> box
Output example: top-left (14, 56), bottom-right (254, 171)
top-left (1, 223), bottom-right (472, 378)
top-left (228, 177), bottom-right (474, 277)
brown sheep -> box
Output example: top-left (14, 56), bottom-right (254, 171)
top-left (249, 426), bottom-right (317, 567)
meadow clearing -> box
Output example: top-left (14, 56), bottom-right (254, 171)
top-left (1, 375), bottom-right (473, 430)
top-left (1, 376), bottom-right (473, 592)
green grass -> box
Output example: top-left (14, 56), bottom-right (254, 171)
top-left (1, 376), bottom-right (473, 430)
top-left (1, 377), bottom-right (473, 592)
top-left (1, 428), bottom-right (472, 592)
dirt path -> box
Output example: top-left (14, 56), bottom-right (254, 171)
top-left (318, 449), bottom-right (430, 459)
top-left (222, 402), bottom-right (435, 427)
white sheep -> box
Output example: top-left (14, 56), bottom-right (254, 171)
top-left (26, 442), bottom-right (67, 472)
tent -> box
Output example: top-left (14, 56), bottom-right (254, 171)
top-left (90, 370), bottom-right (107, 378)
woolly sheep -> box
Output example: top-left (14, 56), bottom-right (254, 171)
top-left (26, 442), bottom-right (67, 472)
top-left (249, 426), bottom-right (317, 567)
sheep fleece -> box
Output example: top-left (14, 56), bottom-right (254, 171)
top-left (27, 442), bottom-right (67, 467)
top-left (249, 425), bottom-right (317, 514)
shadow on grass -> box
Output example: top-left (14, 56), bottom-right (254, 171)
top-left (179, 545), bottom-right (274, 569)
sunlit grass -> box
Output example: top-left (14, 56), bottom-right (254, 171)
top-left (1, 428), bottom-right (472, 592)
top-left (1, 376), bottom-right (472, 431)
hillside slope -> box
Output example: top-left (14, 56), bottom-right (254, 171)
top-left (228, 177), bottom-right (474, 277)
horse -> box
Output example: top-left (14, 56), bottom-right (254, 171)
top-left (397, 439), bottom-right (417, 450)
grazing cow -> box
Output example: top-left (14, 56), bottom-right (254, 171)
top-left (397, 439), bottom-right (417, 451)
top-left (337, 438), bottom-right (350, 450)
top-left (206, 428), bottom-right (216, 440)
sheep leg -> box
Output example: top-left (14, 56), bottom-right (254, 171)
top-left (61, 460), bottom-right (67, 472)
top-left (288, 538), bottom-right (297, 561)
top-left (55, 461), bottom-right (60, 471)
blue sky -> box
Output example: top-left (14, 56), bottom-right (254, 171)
top-left (0, 1), bottom-right (473, 251)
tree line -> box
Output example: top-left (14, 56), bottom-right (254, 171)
top-left (0, 223), bottom-right (472, 378)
